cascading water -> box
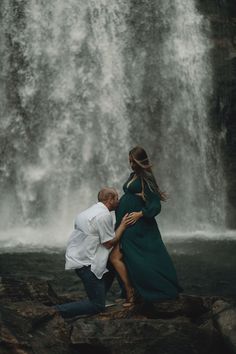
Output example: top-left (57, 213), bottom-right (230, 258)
top-left (0, 0), bottom-right (131, 247)
top-left (150, 0), bottom-right (227, 233)
top-left (0, 0), bottom-right (228, 248)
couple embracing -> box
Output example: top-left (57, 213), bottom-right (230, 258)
top-left (56, 146), bottom-right (182, 318)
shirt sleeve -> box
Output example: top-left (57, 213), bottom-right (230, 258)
top-left (95, 213), bottom-right (115, 244)
top-left (141, 183), bottom-right (161, 218)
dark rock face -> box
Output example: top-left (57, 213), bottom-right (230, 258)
top-left (0, 302), bottom-right (70, 354)
top-left (0, 277), bottom-right (235, 354)
top-left (71, 317), bottom-right (219, 354)
top-left (0, 277), bottom-right (60, 304)
top-left (196, 0), bottom-right (236, 227)
top-left (212, 300), bottom-right (236, 353)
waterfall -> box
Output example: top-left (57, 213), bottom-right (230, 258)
top-left (0, 0), bottom-right (131, 247)
top-left (0, 0), bottom-right (228, 248)
top-left (150, 0), bottom-right (226, 233)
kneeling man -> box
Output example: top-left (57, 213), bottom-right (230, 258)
top-left (55, 188), bottom-right (130, 318)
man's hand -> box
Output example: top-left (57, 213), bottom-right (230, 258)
top-left (120, 213), bottom-right (132, 229)
top-left (102, 213), bottom-right (132, 249)
top-left (126, 211), bottom-right (143, 225)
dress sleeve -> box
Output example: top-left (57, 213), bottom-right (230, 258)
top-left (141, 183), bottom-right (161, 218)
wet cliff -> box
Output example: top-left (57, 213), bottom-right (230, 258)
top-left (196, 0), bottom-right (236, 227)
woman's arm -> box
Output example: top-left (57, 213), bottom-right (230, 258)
top-left (126, 183), bottom-right (161, 224)
top-left (141, 184), bottom-right (161, 218)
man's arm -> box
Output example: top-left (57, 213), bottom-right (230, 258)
top-left (102, 214), bottom-right (129, 249)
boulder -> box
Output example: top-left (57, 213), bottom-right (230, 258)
top-left (0, 302), bottom-right (71, 354)
top-left (71, 316), bottom-right (221, 354)
top-left (0, 277), bottom-right (233, 354)
top-left (213, 300), bottom-right (236, 353)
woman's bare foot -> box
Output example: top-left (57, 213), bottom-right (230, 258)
top-left (115, 298), bottom-right (126, 304)
top-left (122, 288), bottom-right (136, 308)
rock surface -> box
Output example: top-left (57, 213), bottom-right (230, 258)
top-left (71, 316), bottom-right (218, 354)
top-left (0, 302), bottom-right (70, 354)
top-left (0, 277), bottom-right (235, 354)
top-left (0, 276), bottom-right (60, 304)
top-left (213, 300), bottom-right (236, 353)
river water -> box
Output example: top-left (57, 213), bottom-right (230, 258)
top-left (0, 239), bottom-right (236, 300)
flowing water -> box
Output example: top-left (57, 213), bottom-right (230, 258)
top-left (152, 0), bottom-right (226, 232)
top-left (0, 0), bottom-right (231, 249)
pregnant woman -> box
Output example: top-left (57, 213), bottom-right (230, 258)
top-left (110, 146), bottom-right (182, 305)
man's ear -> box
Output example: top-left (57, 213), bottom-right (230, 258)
top-left (108, 195), bottom-right (114, 202)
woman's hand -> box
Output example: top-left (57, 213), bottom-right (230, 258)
top-left (126, 211), bottom-right (143, 225)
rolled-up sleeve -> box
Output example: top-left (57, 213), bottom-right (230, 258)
top-left (96, 213), bottom-right (115, 244)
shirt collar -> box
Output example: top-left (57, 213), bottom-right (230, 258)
top-left (97, 202), bottom-right (109, 211)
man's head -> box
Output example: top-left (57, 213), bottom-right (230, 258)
top-left (98, 188), bottom-right (119, 211)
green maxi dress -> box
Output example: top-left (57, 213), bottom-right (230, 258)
top-left (116, 173), bottom-right (182, 301)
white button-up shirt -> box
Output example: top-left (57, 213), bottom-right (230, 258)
top-left (65, 202), bottom-right (115, 279)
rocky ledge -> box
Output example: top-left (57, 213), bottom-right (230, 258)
top-left (0, 277), bottom-right (235, 354)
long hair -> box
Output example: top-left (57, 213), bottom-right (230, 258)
top-left (129, 146), bottom-right (167, 201)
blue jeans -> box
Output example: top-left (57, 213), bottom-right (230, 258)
top-left (55, 265), bottom-right (114, 318)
